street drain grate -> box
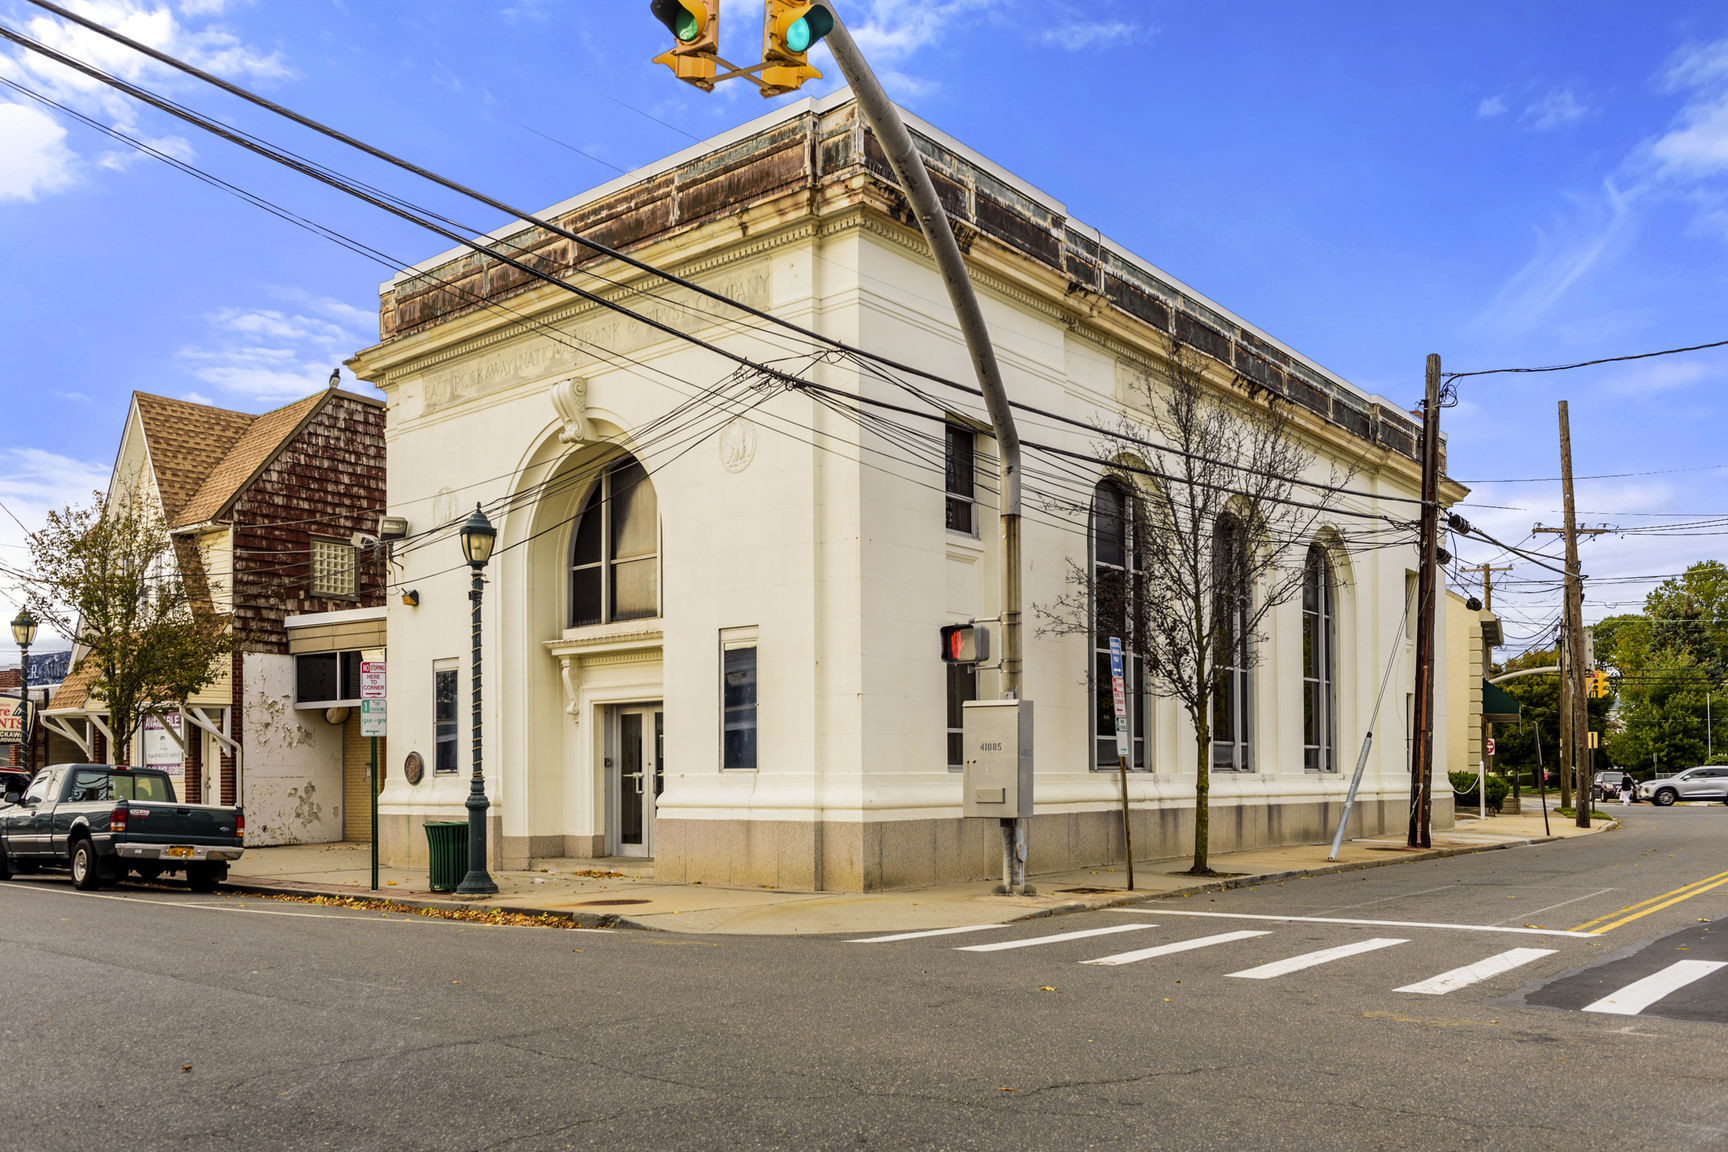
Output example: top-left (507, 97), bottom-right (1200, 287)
top-left (576, 898), bottom-right (650, 906)
top-left (1057, 887), bottom-right (1122, 895)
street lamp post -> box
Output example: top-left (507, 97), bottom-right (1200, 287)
top-left (455, 505), bottom-right (499, 896)
top-left (11, 609), bottom-right (37, 776)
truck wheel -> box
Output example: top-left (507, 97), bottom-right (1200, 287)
top-left (186, 865), bottom-right (219, 894)
top-left (1654, 788), bottom-right (1678, 807)
top-left (0, 851), bottom-right (11, 881)
top-left (70, 839), bottom-right (102, 891)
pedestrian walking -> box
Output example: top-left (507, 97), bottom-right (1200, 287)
top-left (1620, 773), bottom-right (1634, 806)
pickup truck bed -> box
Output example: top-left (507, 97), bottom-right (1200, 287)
top-left (0, 763), bottom-right (244, 891)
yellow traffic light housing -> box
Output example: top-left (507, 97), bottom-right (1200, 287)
top-left (761, 1), bottom-right (834, 97)
top-left (651, 0), bottom-right (719, 91)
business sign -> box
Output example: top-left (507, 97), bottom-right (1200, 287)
top-left (360, 660), bottom-right (387, 700)
top-left (1108, 637), bottom-right (1130, 763)
top-left (360, 698), bottom-right (387, 738)
top-left (0, 697), bottom-right (30, 745)
top-left (141, 712), bottom-right (185, 779)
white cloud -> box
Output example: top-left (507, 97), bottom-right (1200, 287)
top-left (1650, 38), bottom-right (1728, 177)
top-left (1471, 179), bottom-right (1636, 336)
top-left (1477, 94), bottom-right (1507, 119)
top-left (1041, 21), bottom-right (1145, 52)
top-left (0, 100), bottom-right (77, 200)
top-left (0, 446), bottom-right (112, 648)
top-left (176, 293), bottom-right (373, 405)
top-left (1522, 87), bottom-right (1588, 131)
top-left (0, 0), bottom-right (287, 201)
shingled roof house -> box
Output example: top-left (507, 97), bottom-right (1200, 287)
top-left (43, 386), bottom-right (387, 845)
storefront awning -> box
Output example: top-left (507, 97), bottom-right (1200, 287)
top-left (1482, 678), bottom-right (1522, 724)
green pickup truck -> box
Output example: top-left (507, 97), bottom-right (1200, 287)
top-left (0, 763), bottom-right (245, 892)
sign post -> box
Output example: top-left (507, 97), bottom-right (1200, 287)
top-left (1109, 637), bottom-right (1134, 890)
top-left (361, 659), bottom-right (387, 891)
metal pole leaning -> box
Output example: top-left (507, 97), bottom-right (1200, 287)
top-left (823, 13), bottom-right (1030, 895)
top-left (1327, 733), bottom-right (1374, 861)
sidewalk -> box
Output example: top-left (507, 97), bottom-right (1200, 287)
top-left (221, 805), bottom-right (1612, 936)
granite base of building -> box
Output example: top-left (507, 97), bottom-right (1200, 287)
top-left (657, 794), bottom-right (1432, 893)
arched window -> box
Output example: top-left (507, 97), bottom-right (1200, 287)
top-left (1302, 543), bottom-right (1337, 773)
top-left (1210, 512), bottom-right (1252, 773)
top-left (569, 456), bottom-right (659, 628)
top-left (1091, 480), bottom-right (1148, 769)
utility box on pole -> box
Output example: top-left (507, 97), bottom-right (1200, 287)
top-left (962, 700), bottom-right (1034, 818)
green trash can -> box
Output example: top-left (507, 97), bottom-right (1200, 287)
top-left (424, 821), bottom-right (469, 892)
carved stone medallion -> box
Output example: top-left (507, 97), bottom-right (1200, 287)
top-left (718, 418), bottom-right (757, 474)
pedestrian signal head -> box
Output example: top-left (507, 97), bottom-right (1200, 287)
top-left (940, 624), bottom-right (989, 664)
top-left (650, 0), bottom-right (719, 90)
top-left (761, 1), bottom-right (834, 97)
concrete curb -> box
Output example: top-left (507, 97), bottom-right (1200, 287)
top-left (218, 878), bottom-right (661, 931)
top-left (220, 819), bottom-right (1616, 935)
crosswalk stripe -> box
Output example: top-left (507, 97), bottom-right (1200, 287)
top-left (957, 923), bottom-right (1155, 952)
top-left (1081, 929), bottom-right (1271, 966)
top-left (1227, 937), bottom-right (1407, 979)
top-left (847, 925), bottom-right (1006, 944)
top-left (1394, 948), bottom-right (1557, 995)
top-left (1582, 960), bottom-right (1728, 1016)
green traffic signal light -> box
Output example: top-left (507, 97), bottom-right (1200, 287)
top-left (675, 10), bottom-right (699, 41)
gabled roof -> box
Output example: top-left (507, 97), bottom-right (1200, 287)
top-left (131, 391), bottom-right (333, 529)
top-left (177, 393), bottom-right (327, 526)
top-left (45, 659), bottom-right (97, 714)
top-left (132, 394), bottom-right (254, 525)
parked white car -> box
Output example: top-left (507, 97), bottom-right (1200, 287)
top-left (1638, 767), bottom-right (1728, 806)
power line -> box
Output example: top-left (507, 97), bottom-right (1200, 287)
top-left (1445, 338), bottom-right (1728, 383)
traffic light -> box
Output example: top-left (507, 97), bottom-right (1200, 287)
top-left (650, 0), bottom-right (719, 91)
top-left (1587, 671), bottom-right (1611, 699)
top-left (761, 1), bottom-right (834, 97)
top-left (940, 624), bottom-right (989, 664)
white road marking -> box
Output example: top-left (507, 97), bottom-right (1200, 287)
top-left (1582, 960), bottom-right (1728, 1016)
top-left (848, 925), bottom-right (1007, 944)
top-left (1081, 929), bottom-right (1271, 966)
top-left (956, 923), bottom-right (1154, 952)
top-left (1394, 948), bottom-right (1557, 995)
top-left (1227, 937), bottom-right (1407, 979)
top-left (1123, 908), bottom-right (1597, 938)
top-left (1494, 888), bottom-right (1617, 925)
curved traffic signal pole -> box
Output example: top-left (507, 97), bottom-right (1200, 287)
top-left (819, 8), bottom-right (1030, 895)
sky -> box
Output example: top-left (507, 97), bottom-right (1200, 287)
top-left (2, 0), bottom-right (1727, 661)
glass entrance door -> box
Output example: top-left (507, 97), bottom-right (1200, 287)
top-left (611, 705), bottom-right (663, 857)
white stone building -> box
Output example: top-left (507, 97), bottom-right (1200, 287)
top-left (350, 93), bottom-right (1461, 890)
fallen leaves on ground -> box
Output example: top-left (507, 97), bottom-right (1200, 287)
top-left (249, 892), bottom-right (588, 929)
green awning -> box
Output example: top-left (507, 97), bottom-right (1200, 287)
top-left (1482, 678), bottom-right (1522, 724)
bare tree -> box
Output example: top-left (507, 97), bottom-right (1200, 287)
top-left (1040, 339), bottom-right (1352, 875)
top-left (24, 486), bottom-right (232, 764)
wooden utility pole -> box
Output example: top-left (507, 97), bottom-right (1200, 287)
top-left (1557, 402), bottom-right (1591, 829)
top-left (1408, 354), bottom-right (1442, 849)
top-left (1533, 517), bottom-right (1606, 827)
top-left (1460, 563), bottom-right (1513, 611)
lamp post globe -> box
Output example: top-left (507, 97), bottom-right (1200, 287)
top-left (455, 505), bottom-right (499, 896)
top-left (11, 608), bottom-right (37, 776)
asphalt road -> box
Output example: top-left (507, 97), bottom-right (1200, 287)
top-left (3, 805), bottom-right (1727, 1151)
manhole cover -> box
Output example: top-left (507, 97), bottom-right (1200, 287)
top-left (1057, 887), bottom-right (1121, 895)
top-left (576, 898), bottom-right (650, 906)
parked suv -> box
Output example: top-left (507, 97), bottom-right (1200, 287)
top-left (1638, 766), bottom-right (1728, 806)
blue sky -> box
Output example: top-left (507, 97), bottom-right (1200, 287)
top-left (2, 0), bottom-right (1727, 658)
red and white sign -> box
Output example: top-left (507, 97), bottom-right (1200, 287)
top-left (1485, 737), bottom-right (1496, 756)
top-left (360, 660), bottom-right (387, 700)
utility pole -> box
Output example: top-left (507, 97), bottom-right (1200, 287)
top-left (1459, 563), bottom-right (1513, 612)
top-left (1407, 354), bottom-right (1442, 849)
top-left (1558, 402), bottom-right (1590, 828)
top-left (1534, 510), bottom-right (1606, 830)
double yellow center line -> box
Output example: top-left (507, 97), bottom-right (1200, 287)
top-left (1571, 869), bottom-right (1728, 934)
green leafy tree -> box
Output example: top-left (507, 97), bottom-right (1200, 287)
top-left (24, 487), bottom-right (233, 764)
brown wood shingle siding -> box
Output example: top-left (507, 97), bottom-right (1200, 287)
top-left (229, 394), bottom-right (387, 653)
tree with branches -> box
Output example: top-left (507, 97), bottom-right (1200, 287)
top-left (1040, 339), bottom-right (1355, 875)
top-left (24, 486), bottom-right (232, 764)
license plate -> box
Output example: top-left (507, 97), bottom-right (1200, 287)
top-left (166, 846), bottom-right (195, 859)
